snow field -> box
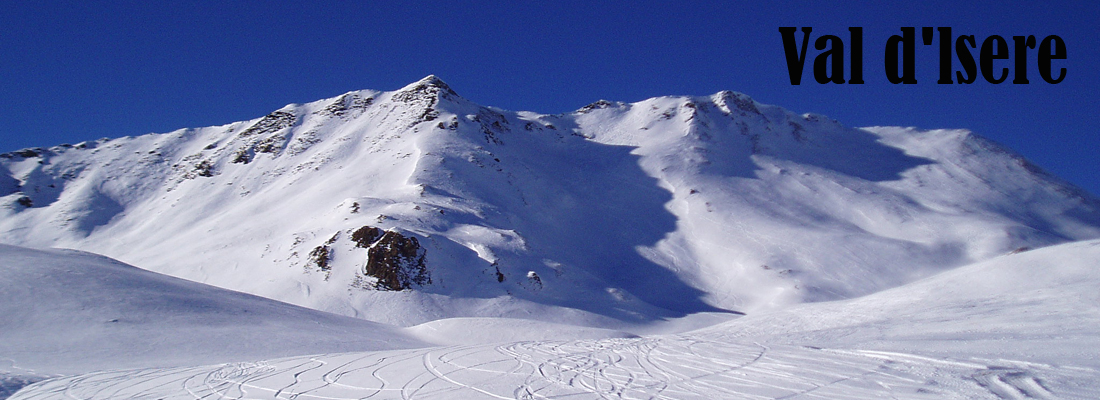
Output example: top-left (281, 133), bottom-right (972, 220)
top-left (10, 239), bottom-right (1100, 398)
top-left (14, 337), bottom-right (1098, 399)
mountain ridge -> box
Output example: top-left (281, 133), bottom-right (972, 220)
top-left (2, 76), bottom-right (1098, 327)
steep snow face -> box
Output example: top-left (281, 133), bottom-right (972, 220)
top-left (2, 76), bottom-right (1099, 324)
top-left (0, 244), bottom-right (428, 377)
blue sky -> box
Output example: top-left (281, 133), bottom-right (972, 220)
top-left (2, 1), bottom-right (1097, 194)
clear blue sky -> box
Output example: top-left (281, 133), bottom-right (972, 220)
top-left (2, 1), bottom-right (1097, 195)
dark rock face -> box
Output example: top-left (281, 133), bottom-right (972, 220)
top-left (231, 148), bottom-right (252, 164)
top-left (306, 233), bottom-right (340, 275)
top-left (240, 111), bottom-right (296, 137)
top-left (391, 76), bottom-right (458, 127)
top-left (192, 160), bottom-right (215, 177)
top-left (254, 134), bottom-right (285, 154)
top-left (231, 133), bottom-right (287, 164)
top-left (360, 229), bottom-right (430, 291)
top-left (174, 154), bottom-right (216, 181)
top-left (351, 226), bottom-right (382, 248)
top-left (318, 93), bottom-right (374, 118)
top-left (576, 99), bottom-right (615, 113)
top-left (392, 76), bottom-right (458, 104)
top-left (3, 148), bottom-right (44, 159)
top-left (308, 245), bottom-right (331, 272)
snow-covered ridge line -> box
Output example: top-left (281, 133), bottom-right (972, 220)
top-left (2, 75), bottom-right (1099, 328)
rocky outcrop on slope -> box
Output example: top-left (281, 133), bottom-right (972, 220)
top-left (347, 226), bottom-right (430, 291)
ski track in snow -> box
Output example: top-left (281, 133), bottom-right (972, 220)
top-left (14, 335), bottom-right (1098, 400)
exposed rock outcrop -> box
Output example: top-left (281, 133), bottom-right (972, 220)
top-left (308, 245), bottom-right (331, 272)
top-left (351, 225), bottom-right (383, 248)
top-left (391, 75), bottom-right (457, 126)
top-left (317, 93), bottom-right (374, 118)
top-left (240, 111), bottom-right (296, 137)
top-left (353, 226), bottom-right (430, 291)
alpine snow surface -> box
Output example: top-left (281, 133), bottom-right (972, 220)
top-left (3, 76), bottom-right (1099, 398)
top-left (11, 239), bottom-right (1100, 399)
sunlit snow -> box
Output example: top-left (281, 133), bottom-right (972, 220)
top-left (3, 76), bottom-right (1099, 398)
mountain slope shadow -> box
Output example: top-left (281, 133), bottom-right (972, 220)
top-left (538, 141), bottom-right (725, 317)
top-left (415, 115), bottom-right (730, 320)
top-left (693, 100), bottom-right (935, 183)
top-left (769, 125), bottom-right (935, 182)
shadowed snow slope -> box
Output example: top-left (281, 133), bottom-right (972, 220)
top-left (13, 239), bottom-right (1100, 399)
top-left (2, 76), bottom-right (1099, 326)
top-left (0, 244), bottom-right (428, 378)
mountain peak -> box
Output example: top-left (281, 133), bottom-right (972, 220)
top-left (396, 75), bottom-right (458, 98)
top-left (4, 81), bottom-right (1100, 327)
top-left (417, 74), bottom-right (446, 85)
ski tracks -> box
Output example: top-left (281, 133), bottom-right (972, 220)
top-left (11, 337), bottom-right (1100, 399)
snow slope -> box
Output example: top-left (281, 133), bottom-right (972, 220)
top-left (14, 239), bottom-right (1099, 399)
top-left (0, 245), bottom-right (654, 398)
top-left (702, 237), bottom-right (1100, 370)
top-left (0, 245), bottom-right (427, 382)
top-left (2, 76), bottom-right (1099, 326)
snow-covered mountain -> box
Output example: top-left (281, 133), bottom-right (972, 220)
top-left (2, 76), bottom-right (1099, 326)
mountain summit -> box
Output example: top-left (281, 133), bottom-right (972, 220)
top-left (3, 76), bottom-right (1099, 326)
